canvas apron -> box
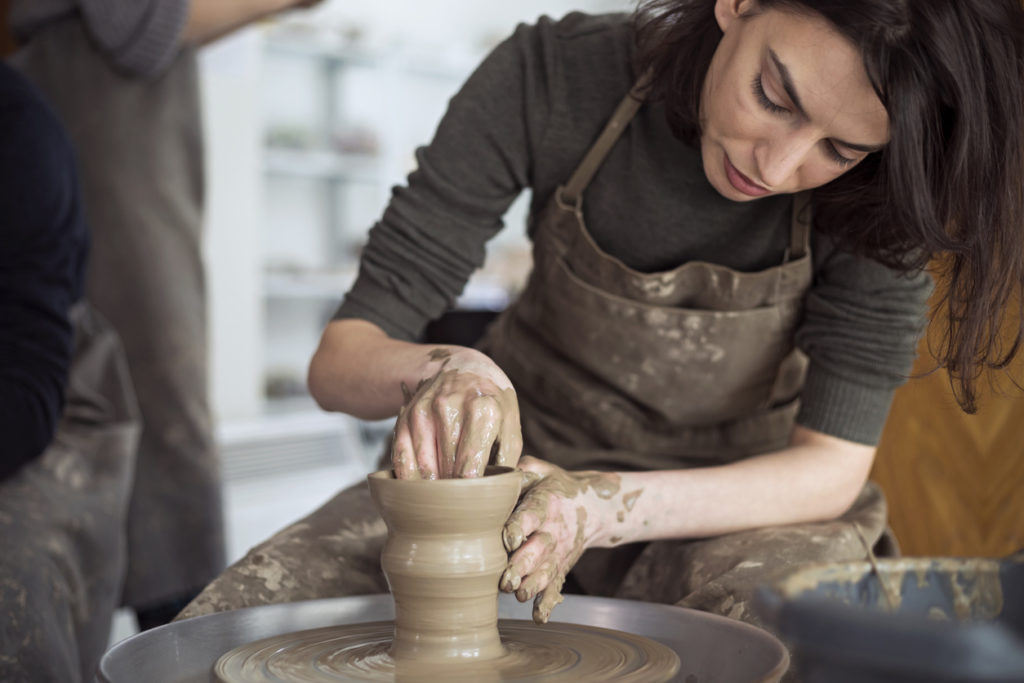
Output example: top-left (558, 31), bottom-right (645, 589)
top-left (179, 80), bottom-right (889, 634)
top-left (0, 303), bottom-right (140, 683)
top-left (11, 19), bottom-right (225, 609)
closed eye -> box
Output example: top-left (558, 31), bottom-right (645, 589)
top-left (824, 141), bottom-right (857, 168)
top-left (752, 73), bottom-right (788, 115)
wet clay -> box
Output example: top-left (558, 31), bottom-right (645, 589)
top-left (214, 468), bottom-right (679, 682)
top-left (500, 467), bottom-right (624, 622)
top-left (775, 557), bottom-right (1005, 618)
top-left (213, 619), bottom-right (680, 682)
top-left (394, 361), bottom-right (520, 479)
top-left (427, 348), bottom-right (452, 362)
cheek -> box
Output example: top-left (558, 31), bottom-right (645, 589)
top-left (710, 87), bottom-right (771, 142)
top-left (799, 161), bottom-right (849, 191)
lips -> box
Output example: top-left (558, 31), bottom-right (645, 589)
top-left (723, 154), bottom-right (770, 198)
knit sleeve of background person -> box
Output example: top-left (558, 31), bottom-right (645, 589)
top-left (0, 59), bottom-right (87, 482)
top-left (9, 0), bottom-right (189, 76)
top-left (8, 0), bottom-right (322, 76)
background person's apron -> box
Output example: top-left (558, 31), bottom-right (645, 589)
top-left (10, 18), bottom-right (226, 610)
top-left (0, 303), bottom-right (139, 682)
top-left (178, 80), bottom-right (889, 641)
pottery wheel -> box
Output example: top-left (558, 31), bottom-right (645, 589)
top-left (214, 619), bottom-right (680, 682)
top-left (98, 594), bottom-right (790, 682)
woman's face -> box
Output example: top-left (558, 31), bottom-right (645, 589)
top-left (700, 0), bottom-right (890, 201)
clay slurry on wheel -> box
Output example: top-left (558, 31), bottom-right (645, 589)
top-left (213, 619), bottom-right (681, 682)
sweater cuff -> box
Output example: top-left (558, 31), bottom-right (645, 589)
top-left (795, 363), bottom-right (900, 446)
top-left (333, 278), bottom-right (428, 343)
top-left (82, 0), bottom-right (189, 77)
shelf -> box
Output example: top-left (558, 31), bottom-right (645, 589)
top-left (263, 266), bottom-right (512, 311)
top-left (263, 31), bottom-right (380, 67)
top-left (263, 29), bottom-right (476, 81)
top-left (264, 268), bottom-right (358, 300)
top-left (264, 147), bottom-right (381, 183)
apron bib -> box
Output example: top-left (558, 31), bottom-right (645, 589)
top-left (480, 76), bottom-right (812, 471)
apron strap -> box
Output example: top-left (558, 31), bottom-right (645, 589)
top-left (788, 191), bottom-right (812, 261)
top-left (560, 70), bottom-right (654, 207)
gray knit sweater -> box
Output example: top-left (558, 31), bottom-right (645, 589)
top-left (9, 0), bottom-right (188, 77)
top-left (336, 12), bottom-right (934, 446)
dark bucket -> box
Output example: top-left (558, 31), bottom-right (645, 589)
top-left (755, 552), bottom-right (1024, 682)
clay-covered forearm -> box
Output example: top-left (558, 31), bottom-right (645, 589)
top-left (594, 426), bottom-right (876, 547)
top-left (183, 0), bottom-right (306, 45)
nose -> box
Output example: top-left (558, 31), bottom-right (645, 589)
top-left (754, 130), bottom-right (817, 189)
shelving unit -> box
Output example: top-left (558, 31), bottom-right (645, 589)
top-left (256, 24), bottom-right (532, 415)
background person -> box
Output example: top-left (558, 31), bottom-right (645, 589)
top-left (0, 59), bottom-right (139, 683)
top-left (6, 0), bottom-right (323, 631)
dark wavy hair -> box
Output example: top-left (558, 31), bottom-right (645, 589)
top-left (635, 0), bottom-right (1024, 413)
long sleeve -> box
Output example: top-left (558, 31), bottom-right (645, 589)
top-left (0, 64), bottom-right (88, 480)
top-left (795, 234), bottom-right (933, 445)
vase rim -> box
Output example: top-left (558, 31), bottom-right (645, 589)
top-left (368, 465), bottom-right (520, 487)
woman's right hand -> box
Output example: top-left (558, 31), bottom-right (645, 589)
top-left (390, 347), bottom-right (523, 479)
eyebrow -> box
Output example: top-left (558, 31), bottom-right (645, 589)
top-left (768, 49), bottom-right (886, 154)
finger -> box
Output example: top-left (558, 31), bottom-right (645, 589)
top-left (433, 393), bottom-right (460, 480)
top-left (494, 406), bottom-right (523, 468)
top-left (390, 417), bottom-right (419, 480)
top-left (518, 470), bottom-right (543, 497)
top-left (515, 557), bottom-right (557, 603)
top-left (502, 494), bottom-right (548, 553)
top-left (408, 401), bottom-right (440, 480)
top-left (453, 395), bottom-right (501, 478)
top-left (501, 531), bottom-right (553, 593)
top-left (532, 574), bottom-right (567, 624)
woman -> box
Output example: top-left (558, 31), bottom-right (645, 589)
top-left (184, 0), bottom-right (1024, 639)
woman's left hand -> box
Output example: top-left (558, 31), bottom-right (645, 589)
top-left (500, 456), bottom-right (621, 624)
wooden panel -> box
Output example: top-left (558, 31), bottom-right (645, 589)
top-left (872, 288), bottom-right (1024, 558)
top-left (0, 1), bottom-right (15, 58)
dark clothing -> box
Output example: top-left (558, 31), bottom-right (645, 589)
top-left (0, 61), bottom-right (87, 481)
top-left (0, 58), bottom-right (139, 683)
top-left (335, 12), bottom-right (932, 446)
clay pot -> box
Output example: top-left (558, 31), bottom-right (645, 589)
top-left (367, 466), bottom-right (522, 663)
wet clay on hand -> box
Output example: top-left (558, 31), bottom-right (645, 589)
top-left (391, 349), bottom-right (522, 480)
top-left (501, 457), bottom-right (642, 624)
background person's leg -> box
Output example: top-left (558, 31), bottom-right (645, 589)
top-left (0, 305), bottom-right (138, 682)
